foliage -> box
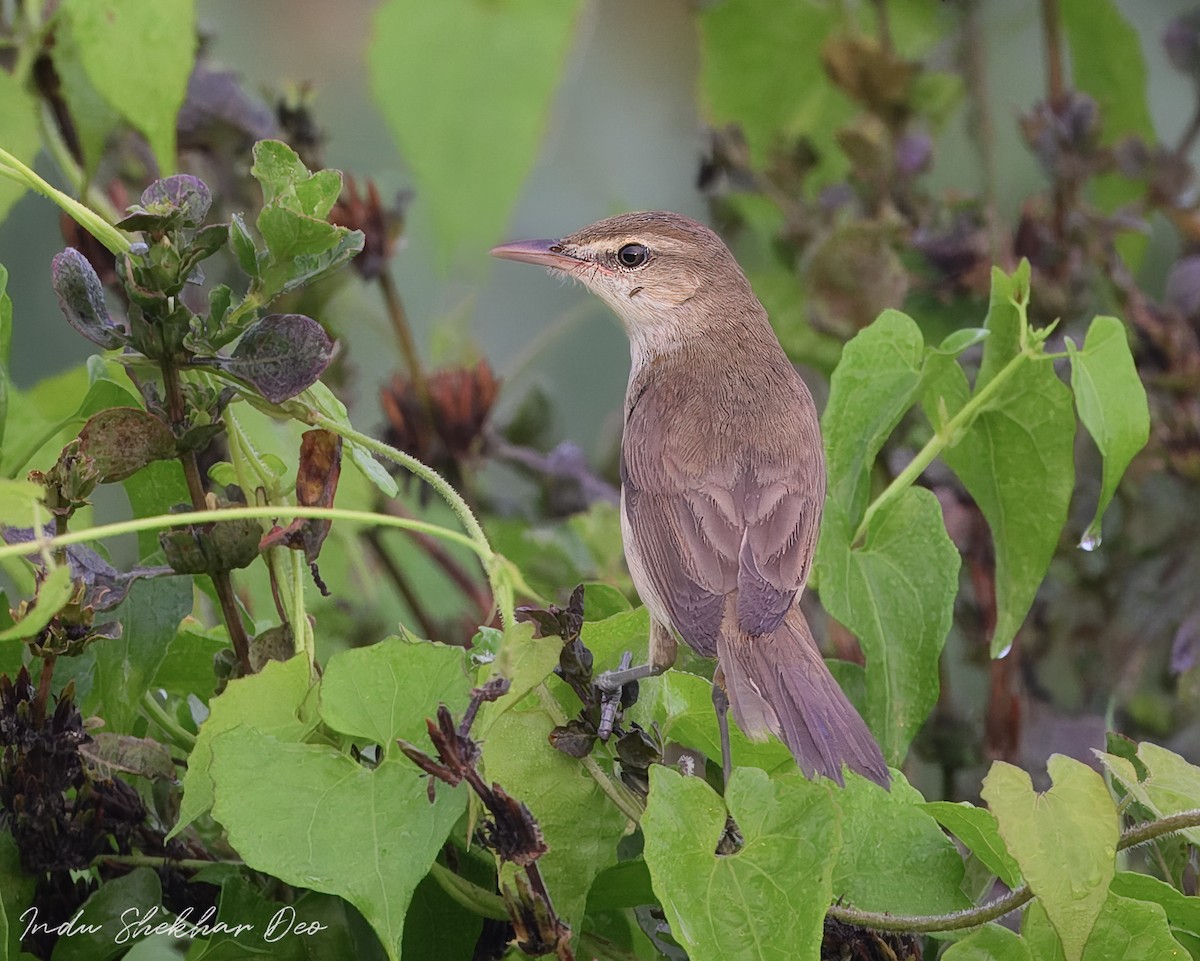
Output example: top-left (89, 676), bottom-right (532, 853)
top-left (0, 1), bottom-right (1197, 960)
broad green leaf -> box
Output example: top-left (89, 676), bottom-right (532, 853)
top-left (50, 16), bottom-right (124, 181)
top-left (210, 729), bottom-right (464, 961)
top-left (171, 655), bottom-right (316, 838)
top-left (1066, 316), bottom-right (1149, 549)
top-left (1112, 872), bottom-right (1200, 955)
top-left (481, 705), bottom-right (628, 935)
top-left (699, 0), bottom-right (851, 180)
top-left (1060, 0), bottom-right (1153, 267)
top-left (982, 755), bottom-right (1118, 961)
top-left (50, 868), bottom-right (163, 961)
top-left (476, 620), bottom-right (560, 734)
top-left (0, 479), bottom-right (43, 529)
top-left (0, 72), bottom-right (40, 224)
top-left (0, 565), bottom-right (72, 641)
top-left (1024, 893), bottom-right (1187, 961)
top-left (643, 766), bottom-right (840, 961)
top-left (832, 770), bottom-right (968, 915)
top-left (816, 487), bottom-right (959, 764)
top-left (368, 0), bottom-right (585, 261)
top-left (123, 459), bottom-right (192, 560)
top-left (83, 576), bottom-right (191, 731)
top-left (0, 832), bottom-right (34, 961)
top-left (402, 873), bottom-right (485, 961)
top-left (319, 636), bottom-right (472, 751)
top-left (924, 800), bottom-right (1022, 889)
top-left (182, 868), bottom-right (319, 961)
top-left (580, 582), bottom-right (632, 620)
top-left (823, 309), bottom-right (926, 523)
top-left (927, 264), bottom-right (1075, 656)
top-left (1098, 742), bottom-right (1200, 846)
top-left (58, 0), bottom-right (197, 173)
top-left (150, 622), bottom-right (228, 703)
top-left (579, 604), bottom-right (650, 671)
top-left (942, 924), bottom-right (1034, 961)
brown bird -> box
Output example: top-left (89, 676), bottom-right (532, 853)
top-left (491, 211), bottom-right (889, 787)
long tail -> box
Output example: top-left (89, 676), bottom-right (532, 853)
top-left (717, 607), bottom-right (890, 787)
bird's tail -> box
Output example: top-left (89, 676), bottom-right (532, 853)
top-left (717, 607), bottom-right (890, 787)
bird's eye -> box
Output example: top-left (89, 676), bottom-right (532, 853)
top-left (616, 243), bottom-right (649, 268)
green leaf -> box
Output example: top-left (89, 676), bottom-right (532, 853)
top-left (0, 832), bottom-right (34, 961)
top-left (1098, 742), bottom-right (1200, 846)
top-left (1066, 316), bottom-right (1149, 549)
top-left (924, 800), bottom-right (1022, 889)
top-left (982, 755), bottom-right (1118, 961)
top-left (50, 16), bottom-right (124, 181)
top-left (482, 705), bottom-right (628, 934)
top-left (642, 766), bottom-right (840, 961)
top-left (1060, 0), bottom-right (1153, 267)
top-left (579, 604), bottom-right (650, 671)
top-left (942, 924), bottom-right (1034, 961)
top-left (319, 636), bottom-right (472, 751)
top-left (641, 670), bottom-right (792, 773)
top-left (0, 565), bottom-right (72, 641)
top-left (816, 486), bottom-right (959, 764)
top-left (58, 0), bottom-right (197, 173)
top-left (927, 264), bottom-right (1075, 657)
top-left (699, 0), bottom-right (851, 180)
top-left (210, 729), bottom-right (465, 961)
top-left (0, 71), bottom-right (41, 225)
top-left (171, 655), bottom-right (316, 838)
top-left (476, 620), bottom-right (561, 734)
top-left (823, 309), bottom-right (927, 523)
top-left (82, 575), bottom-right (191, 732)
top-left (149, 623), bottom-right (227, 702)
top-left (122, 459), bottom-right (191, 560)
top-left (832, 770), bottom-right (969, 915)
top-left (367, 0), bottom-right (585, 262)
top-left (1112, 871), bottom-right (1200, 954)
top-left (1024, 892), bottom-right (1187, 961)
top-left (49, 868), bottom-right (163, 961)
top-left (0, 264), bottom-right (10, 454)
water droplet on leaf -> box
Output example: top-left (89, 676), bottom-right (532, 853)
top-left (1079, 529), bottom-right (1102, 552)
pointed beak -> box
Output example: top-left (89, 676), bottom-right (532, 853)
top-left (489, 238), bottom-right (576, 269)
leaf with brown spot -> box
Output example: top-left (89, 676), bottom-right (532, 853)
top-left (260, 429), bottom-right (342, 563)
top-left (216, 313), bottom-right (333, 403)
top-left (80, 733), bottom-right (177, 782)
top-left (78, 407), bottom-right (176, 481)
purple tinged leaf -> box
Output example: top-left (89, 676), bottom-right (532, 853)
top-left (117, 174), bottom-right (213, 231)
top-left (51, 248), bottom-right (126, 348)
top-left (223, 313), bottom-right (333, 403)
top-left (78, 407), bottom-right (177, 482)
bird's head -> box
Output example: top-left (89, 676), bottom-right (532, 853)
top-left (491, 211), bottom-right (756, 356)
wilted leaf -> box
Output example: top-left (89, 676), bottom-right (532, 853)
top-left (218, 313), bottom-right (333, 404)
top-left (1067, 316), bottom-right (1150, 548)
top-left (51, 248), bottom-right (126, 349)
top-left (983, 756), bottom-right (1118, 961)
top-left (81, 733), bottom-right (177, 782)
top-left (78, 407), bottom-right (176, 482)
top-left (260, 428), bottom-right (342, 562)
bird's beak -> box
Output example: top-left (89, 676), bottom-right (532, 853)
top-left (489, 238), bottom-right (576, 269)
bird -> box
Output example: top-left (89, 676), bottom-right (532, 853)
top-left (490, 211), bottom-right (889, 788)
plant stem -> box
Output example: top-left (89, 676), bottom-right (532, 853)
top-left (378, 267), bottom-right (430, 402)
top-left (94, 854), bottom-right (222, 872)
top-left (163, 362), bottom-right (253, 673)
top-left (852, 347), bottom-right (1030, 545)
top-left (0, 504), bottom-right (486, 564)
top-left (141, 690), bottom-right (196, 751)
top-left (428, 862), bottom-right (508, 920)
top-left (829, 808), bottom-right (1200, 934)
top-left (0, 146), bottom-right (130, 254)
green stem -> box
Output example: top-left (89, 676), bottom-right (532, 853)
top-left (0, 146), bottom-right (130, 254)
top-left (310, 413), bottom-right (515, 626)
top-left (0, 504), bottom-right (485, 564)
top-left (830, 808), bottom-right (1200, 934)
top-left (852, 347), bottom-right (1031, 545)
top-left (94, 854), bottom-right (226, 873)
top-left (36, 99), bottom-right (124, 225)
top-left (428, 862), bottom-right (508, 920)
top-left (141, 691), bottom-right (196, 752)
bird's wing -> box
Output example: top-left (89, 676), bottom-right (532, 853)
top-left (621, 379), bottom-right (821, 656)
